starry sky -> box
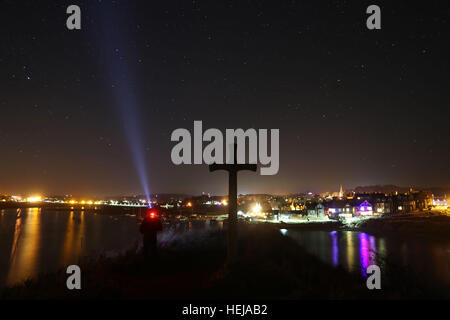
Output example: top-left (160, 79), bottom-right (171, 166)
top-left (0, 0), bottom-right (449, 197)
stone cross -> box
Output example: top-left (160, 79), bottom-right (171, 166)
top-left (209, 144), bottom-right (257, 265)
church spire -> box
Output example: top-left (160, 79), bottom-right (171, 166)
top-left (339, 185), bottom-right (343, 198)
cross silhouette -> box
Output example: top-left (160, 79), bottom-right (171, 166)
top-left (209, 144), bottom-right (257, 265)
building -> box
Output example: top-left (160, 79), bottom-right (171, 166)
top-left (356, 200), bottom-right (373, 216)
top-left (306, 202), bottom-right (325, 218)
top-left (327, 199), bottom-right (353, 218)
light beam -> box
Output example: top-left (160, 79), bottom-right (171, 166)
top-left (93, 3), bottom-right (151, 202)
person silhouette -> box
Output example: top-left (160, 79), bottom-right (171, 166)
top-left (140, 207), bottom-right (163, 259)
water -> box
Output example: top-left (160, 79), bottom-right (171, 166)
top-left (284, 229), bottom-right (450, 285)
top-left (0, 208), bottom-right (222, 287)
top-left (1, 208), bottom-right (449, 289)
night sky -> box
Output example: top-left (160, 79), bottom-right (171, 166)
top-left (1, 0), bottom-right (449, 197)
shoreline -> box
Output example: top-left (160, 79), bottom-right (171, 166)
top-left (259, 211), bottom-right (450, 241)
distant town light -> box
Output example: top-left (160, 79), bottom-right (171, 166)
top-left (26, 196), bottom-right (42, 203)
top-left (252, 202), bottom-right (262, 214)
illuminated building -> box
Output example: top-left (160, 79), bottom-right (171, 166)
top-left (327, 200), bottom-right (350, 217)
top-left (433, 197), bottom-right (447, 206)
top-left (356, 200), bottom-right (373, 216)
top-left (306, 203), bottom-right (325, 217)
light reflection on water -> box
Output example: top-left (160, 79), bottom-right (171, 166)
top-left (284, 229), bottom-right (450, 284)
top-left (0, 209), bottom-right (223, 287)
top-left (0, 208), bottom-right (142, 287)
top-left (1, 208), bottom-right (449, 288)
top-left (6, 208), bottom-right (41, 286)
top-left (346, 231), bottom-right (354, 273)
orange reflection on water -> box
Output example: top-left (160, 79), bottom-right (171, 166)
top-left (346, 231), bottom-right (354, 273)
top-left (60, 211), bottom-right (85, 266)
top-left (6, 208), bottom-right (41, 286)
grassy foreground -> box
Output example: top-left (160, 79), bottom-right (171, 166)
top-left (1, 225), bottom-right (447, 299)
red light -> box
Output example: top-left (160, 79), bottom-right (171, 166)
top-left (148, 211), bottom-right (157, 219)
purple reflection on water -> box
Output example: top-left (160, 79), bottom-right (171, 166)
top-left (359, 233), bottom-right (371, 277)
top-left (329, 231), bottom-right (339, 267)
top-left (369, 235), bottom-right (377, 265)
